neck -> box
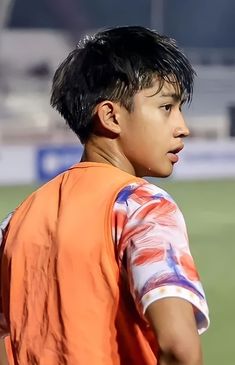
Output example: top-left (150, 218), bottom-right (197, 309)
top-left (81, 135), bottom-right (136, 176)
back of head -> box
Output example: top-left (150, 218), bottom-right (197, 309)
top-left (51, 26), bottom-right (195, 143)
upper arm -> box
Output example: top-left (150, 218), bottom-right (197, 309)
top-left (113, 182), bottom-right (209, 335)
top-left (146, 297), bottom-right (203, 364)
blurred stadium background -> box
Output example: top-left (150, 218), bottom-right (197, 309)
top-left (0, 1), bottom-right (235, 364)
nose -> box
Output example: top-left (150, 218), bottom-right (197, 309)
top-left (173, 114), bottom-right (190, 138)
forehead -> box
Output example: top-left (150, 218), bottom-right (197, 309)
top-left (135, 77), bottom-right (184, 103)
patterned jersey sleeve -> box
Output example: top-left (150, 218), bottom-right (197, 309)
top-left (0, 212), bottom-right (13, 338)
top-left (112, 181), bottom-right (209, 335)
top-left (0, 212), bottom-right (13, 247)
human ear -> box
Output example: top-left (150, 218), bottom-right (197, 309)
top-left (95, 101), bottom-right (121, 136)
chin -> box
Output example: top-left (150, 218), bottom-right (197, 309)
top-left (144, 166), bottom-right (173, 178)
top-left (136, 161), bottom-right (174, 178)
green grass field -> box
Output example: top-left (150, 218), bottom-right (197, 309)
top-left (0, 180), bottom-right (235, 365)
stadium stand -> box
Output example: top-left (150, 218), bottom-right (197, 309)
top-left (0, 30), bottom-right (235, 143)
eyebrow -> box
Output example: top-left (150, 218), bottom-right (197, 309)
top-left (145, 90), bottom-right (187, 103)
top-left (159, 93), bottom-right (183, 102)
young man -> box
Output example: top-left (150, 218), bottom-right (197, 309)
top-left (0, 26), bottom-right (209, 365)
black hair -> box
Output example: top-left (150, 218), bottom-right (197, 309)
top-left (51, 26), bottom-right (195, 143)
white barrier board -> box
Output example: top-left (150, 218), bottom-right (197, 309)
top-left (0, 140), bottom-right (235, 185)
top-left (0, 145), bottom-right (35, 185)
top-left (173, 139), bottom-right (235, 180)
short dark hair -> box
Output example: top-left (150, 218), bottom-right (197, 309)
top-left (51, 26), bottom-right (195, 143)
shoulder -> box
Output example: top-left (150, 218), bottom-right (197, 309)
top-left (113, 180), bottom-right (187, 238)
top-left (115, 180), bottom-right (177, 212)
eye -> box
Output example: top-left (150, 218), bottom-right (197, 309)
top-left (162, 104), bottom-right (172, 112)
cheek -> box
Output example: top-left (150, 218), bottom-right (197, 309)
top-left (142, 108), bottom-right (166, 133)
top-left (123, 108), bottom-right (168, 153)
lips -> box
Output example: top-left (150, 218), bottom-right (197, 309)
top-left (167, 144), bottom-right (184, 163)
top-left (170, 145), bottom-right (184, 154)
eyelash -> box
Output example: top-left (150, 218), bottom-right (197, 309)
top-left (161, 104), bottom-right (184, 112)
top-left (162, 104), bottom-right (172, 112)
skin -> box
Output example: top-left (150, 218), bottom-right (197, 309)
top-left (83, 79), bottom-right (189, 178)
top-left (0, 340), bottom-right (8, 365)
top-left (146, 298), bottom-right (203, 365)
top-left (83, 78), bottom-right (203, 365)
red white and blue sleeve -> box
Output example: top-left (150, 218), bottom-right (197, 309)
top-left (112, 181), bottom-right (209, 335)
top-left (0, 212), bottom-right (13, 338)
